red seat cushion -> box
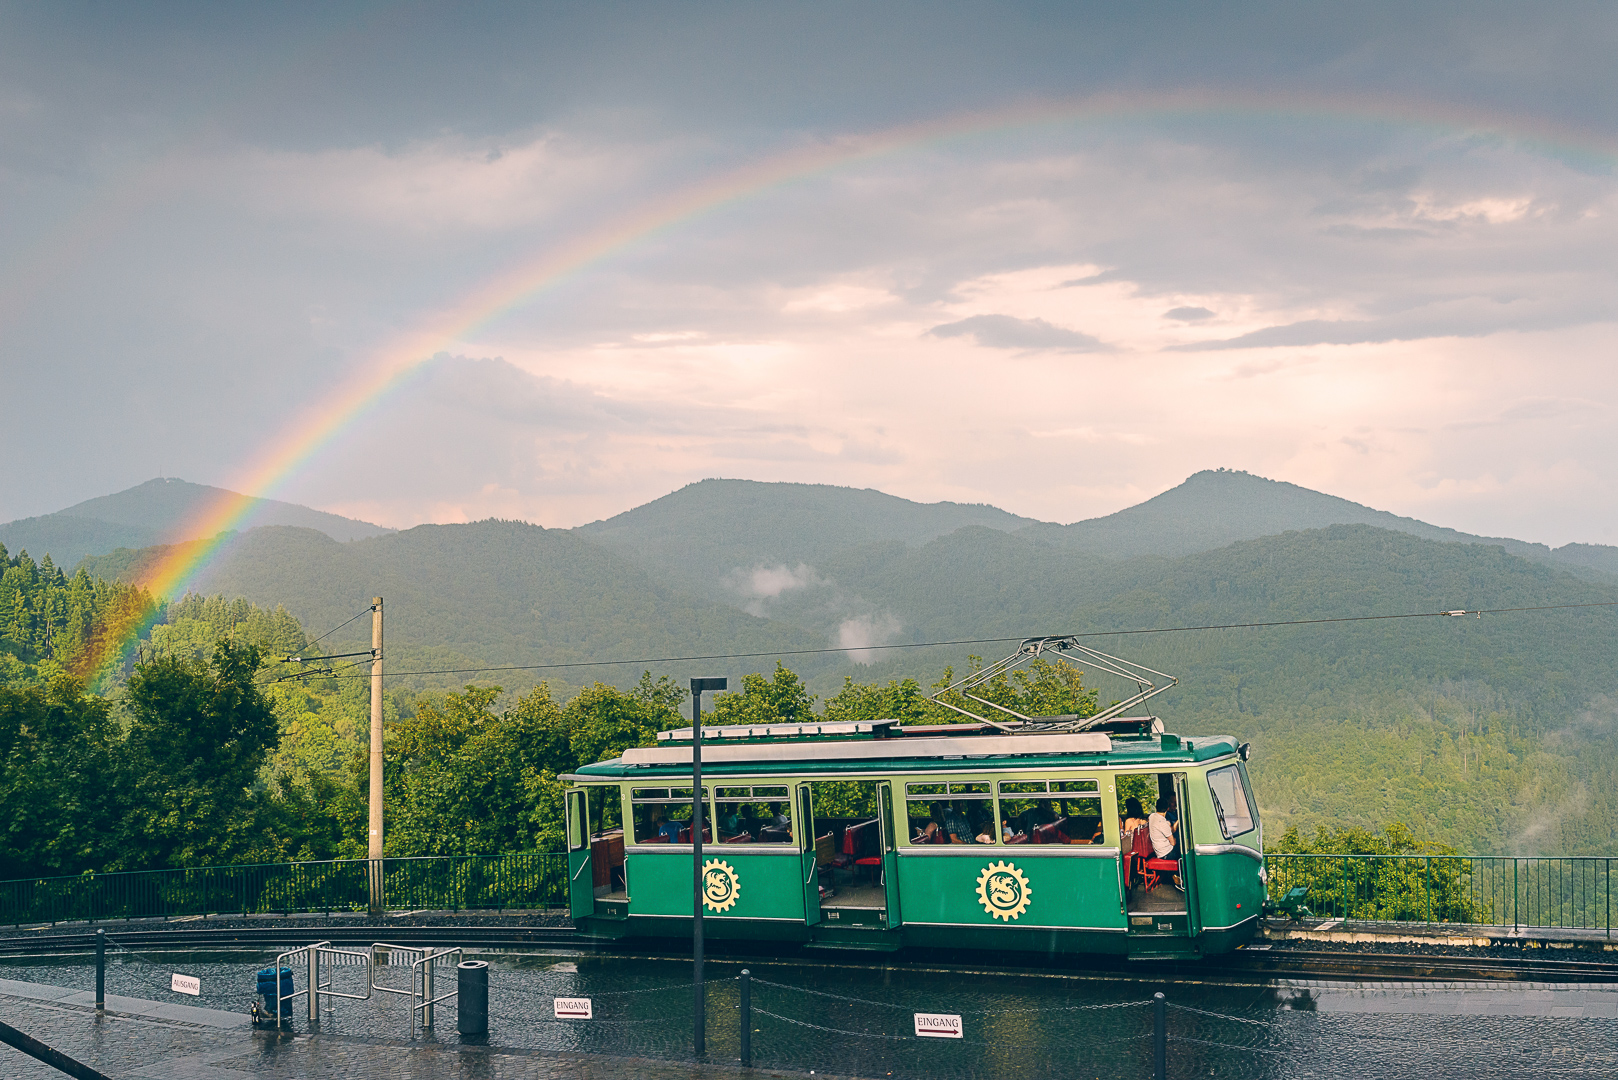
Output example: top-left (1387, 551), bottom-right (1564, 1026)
top-left (854, 856), bottom-right (881, 866)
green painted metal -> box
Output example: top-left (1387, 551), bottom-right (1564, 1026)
top-left (880, 784), bottom-right (903, 927)
top-left (894, 851), bottom-right (1126, 931)
top-left (798, 785), bottom-right (822, 926)
top-left (626, 849), bottom-right (806, 920)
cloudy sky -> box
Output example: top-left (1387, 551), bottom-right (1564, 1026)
top-left (2, 2), bottom-right (1615, 544)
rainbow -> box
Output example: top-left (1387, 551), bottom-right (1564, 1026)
top-left (86, 87), bottom-right (1618, 681)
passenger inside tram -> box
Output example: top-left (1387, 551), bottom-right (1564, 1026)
top-left (712, 787), bottom-right (795, 843)
top-left (630, 787), bottom-right (707, 843)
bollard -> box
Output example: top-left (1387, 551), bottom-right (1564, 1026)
top-left (1153, 992), bottom-right (1166, 1080)
top-left (423, 951), bottom-right (435, 1030)
top-left (457, 961), bottom-right (489, 1036)
top-left (307, 946), bottom-right (319, 1023)
top-left (739, 969), bottom-right (751, 1067)
top-left (95, 930), bottom-right (105, 1011)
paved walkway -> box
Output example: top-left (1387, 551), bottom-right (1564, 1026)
top-left (0, 988), bottom-right (841, 1080)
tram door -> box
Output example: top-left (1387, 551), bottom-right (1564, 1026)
top-left (565, 788), bottom-right (592, 919)
top-left (879, 783), bottom-right (903, 927)
top-left (798, 785), bottom-right (822, 925)
top-left (1120, 772), bottom-right (1194, 939)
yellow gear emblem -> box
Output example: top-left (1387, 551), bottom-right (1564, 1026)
top-left (976, 861), bottom-right (1032, 921)
top-left (701, 859), bottom-right (741, 913)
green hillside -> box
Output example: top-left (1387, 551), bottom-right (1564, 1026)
top-left (81, 520), bottom-right (828, 699)
top-left (0, 478), bottom-right (390, 569)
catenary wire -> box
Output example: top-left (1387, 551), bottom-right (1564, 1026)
top-left (291, 599), bottom-right (1618, 681)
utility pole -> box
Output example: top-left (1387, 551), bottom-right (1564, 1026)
top-left (688, 676), bottom-right (726, 1057)
top-left (368, 597), bottom-right (384, 917)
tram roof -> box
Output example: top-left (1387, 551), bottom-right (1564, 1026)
top-left (567, 724), bottom-right (1244, 780)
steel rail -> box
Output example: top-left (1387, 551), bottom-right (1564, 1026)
top-left (5, 924), bottom-right (1616, 983)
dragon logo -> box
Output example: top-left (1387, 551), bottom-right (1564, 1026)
top-left (975, 861), bottom-right (1032, 921)
top-left (702, 859), bottom-right (741, 913)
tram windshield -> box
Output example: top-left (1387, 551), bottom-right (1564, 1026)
top-left (630, 787), bottom-right (709, 844)
top-left (714, 786), bottom-right (794, 843)
top-left (905, 781), bottom-right (993, 844)
top-left (997, 779), bottom-right (1104, 845)
top-left (1206, 765), bottom-right (1257, 839)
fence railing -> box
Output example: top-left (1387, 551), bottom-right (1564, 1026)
top-left (1265, 854), bottom-right (1615, 933)
top-left (0, 854), bottom-right (568, 927)
top-left (6, 852), bottom-right (1614, 933)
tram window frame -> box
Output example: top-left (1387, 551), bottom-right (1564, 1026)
top-left (580, 784), bottom-right (624, 840)
top-left (712, 785), bottom-right (795, 844)
top-left (1206, 765), bottom-right (1257, 840)
top-left (905, 780), bottom-right (993, 844)
top-left (629, 786), bottom-right (711, 845)
top-left (995, 779), bottom-right (1106, 846)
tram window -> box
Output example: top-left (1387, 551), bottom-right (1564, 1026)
top-left (584, 785), bottom-right (624, 838)
top-left (1206, 765), bottom-right (1256, 839)
top-left (996, 779), bottom-right (1104, 845)
top-left (630, 787), bottom-right (709, 843)
top-left (906, 782), bottom-right (992, 844)
top-left (714, 786), bottom-right (794, 843)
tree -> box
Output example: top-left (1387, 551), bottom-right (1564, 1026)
top-left (0, 677), bottom-right (120, 878)
top-left (113, 641), bottom-right (279, 870)
top-left (708, 662), bottom-right (815, 726)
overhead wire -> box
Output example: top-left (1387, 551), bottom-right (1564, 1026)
top-left (290, 599), bottom-right (1618, 681)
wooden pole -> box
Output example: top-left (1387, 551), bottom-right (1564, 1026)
top-left (368, 598), bottom-right (384, 917)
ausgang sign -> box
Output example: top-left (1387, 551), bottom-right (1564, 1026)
top-left (914, 1012), bottom-right (963, 1038)
top-left (170, 973), bottom-right (200, 996)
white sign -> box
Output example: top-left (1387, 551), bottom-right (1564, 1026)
top-left (914, 1012), bottom-right (962, 1039)
top-left (554, 997), bottom-right (593, 1019)
top-left (170, 973), bottom-right (201, 996)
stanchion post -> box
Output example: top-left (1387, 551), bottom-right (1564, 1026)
top-left (739, 969), bottom-right (751, 1067)
top-left (1153, 992), bottom-right (1166, 1080)
top-left (94, 930), bottom-right (105, 1011)
top-left (422, 949), bottom-right (435, 1030)
top-left (307, 945), bottom-right (318, 1023)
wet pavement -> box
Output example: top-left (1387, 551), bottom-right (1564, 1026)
top-left (1, 947), bottom-right (1616, 1078)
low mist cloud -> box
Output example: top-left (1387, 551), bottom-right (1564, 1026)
top-left (837, 613), bottom-right (903, 664)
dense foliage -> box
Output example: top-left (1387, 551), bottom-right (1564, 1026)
top-left (0, 544), bottom-right (157, 687)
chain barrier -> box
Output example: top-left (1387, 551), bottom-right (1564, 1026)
top-left (749, 975), bottom-right (1153, 1016)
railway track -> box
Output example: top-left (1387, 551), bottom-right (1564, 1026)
top-left (3, 924), bottom-right (1614, 984)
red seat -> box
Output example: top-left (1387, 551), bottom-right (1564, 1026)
top-left (854, 855), bottom-right (883, 886)
top-left (1006, 832), bottom-right (1029, 845)
top-left (1031, 819), bottom-right (1066, 844)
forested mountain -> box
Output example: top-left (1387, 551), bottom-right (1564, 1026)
top-left (576, 478), bottom-right (1040, 601)
top-left (1019, 469), bottom-right (1618, 576)
top-left (79, 520), bottom-right (828, 700)
top-left (0, 478), bottom-right (390, 568)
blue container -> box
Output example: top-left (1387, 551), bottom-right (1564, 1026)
top-left (255, 966), bottom-right (294, 1017)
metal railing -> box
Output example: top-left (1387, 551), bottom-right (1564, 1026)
top-left (1266, 854), bottom-right (1616, 933)
top-left (6, 850), bottom-right (1614, 933)
top-left (0, 854), bottom-right (568, 927)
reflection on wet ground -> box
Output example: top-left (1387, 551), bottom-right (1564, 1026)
top-left (0, 948), bottom-right (1614, 1078)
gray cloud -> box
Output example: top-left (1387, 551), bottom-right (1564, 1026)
top-left (927, 314), bottom-right (1108, 352)
top-left (1163, 306), bottom-right (1215, 321)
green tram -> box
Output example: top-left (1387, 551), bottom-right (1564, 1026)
top-left (562, 643), bottom-right (1265, 958)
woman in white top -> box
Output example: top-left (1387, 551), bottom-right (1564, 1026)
top-left (1147, 797), bottom-right (1183, 891)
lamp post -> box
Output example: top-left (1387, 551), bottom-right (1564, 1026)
top-left (688, 676), bottom-right (726, 1056)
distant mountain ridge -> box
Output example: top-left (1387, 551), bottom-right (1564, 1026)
top-left (0, 478), bottom-right (391, 569)
top-left (1019, 469), bottom-right (1618, 579)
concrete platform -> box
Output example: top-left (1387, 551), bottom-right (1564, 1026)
top-left (0, 977), bottom-right (249, 1028)
top-left (1262, 917), bottom-right (1618, 949)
